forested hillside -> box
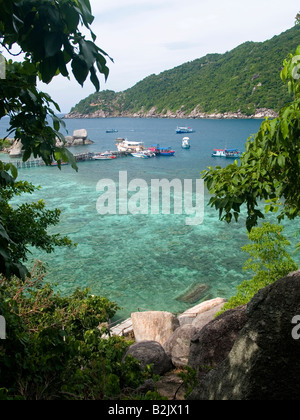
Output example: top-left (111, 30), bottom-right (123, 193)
top-left (68, 25), bottom-right (300, 118)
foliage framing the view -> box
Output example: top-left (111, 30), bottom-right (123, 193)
top-left (0, 0), bottom-right (113, 278)
top-left (0, 263), bottom-right (158, 400)
top-left (201, 44), bottom-right (300, 231)
top-left (0, 0), bottom-right (112, 167)
top-left (219, 223), bottom-right (298, 312)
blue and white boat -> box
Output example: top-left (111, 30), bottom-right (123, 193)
top-left (176, 126), bottom-right (195, 134)
top-left (182, 137), bottom-right (190, 149)
top-left (212, 148), bottom-right (241, 158)
top-left (106, 129), bottom-right (118, 133)
top-left (131, 152), bottom-right (149, 159)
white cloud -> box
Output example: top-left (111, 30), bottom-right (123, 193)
top-left (38, 0), bottom-right (298, 112)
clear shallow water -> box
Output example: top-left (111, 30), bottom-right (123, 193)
top-left (1, 117), bottom-right (299, 320)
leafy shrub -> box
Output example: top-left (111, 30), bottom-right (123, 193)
top-left (0, 262), bottom-right (154, 400)
top-left (220, 223), bottom-right (298, 312)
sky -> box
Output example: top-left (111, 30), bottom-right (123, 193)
top-left (37, 0), bottom-right (298, 113)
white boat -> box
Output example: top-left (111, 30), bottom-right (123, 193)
top-left (176, 126), bottom-right (195, 134)
top-left (212, 148), bottom-right (241, 158)
top-left (131, 152), bottom-right (150, 159)
top-left (182, 137), bottom-right (190, 149)
top-left (92, 151), bottom-right (117, 160)
top-left (116, 139), bottom-right (145, 152)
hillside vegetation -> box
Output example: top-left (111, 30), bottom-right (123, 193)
top-left (68, 26), bottom-right (300, 117)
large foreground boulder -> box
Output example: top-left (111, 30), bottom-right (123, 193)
top-left (189, 305), bottom-right (247, 374)
top-left (123, 341), bottom-right (173, 375)
top-left (178, 297), bottom-right (226, 326)
top-left (164, 324), bottom-right (197, 368)
top-left (131, 311), bottom-right (179, 346)
top-left (190, 271), bottom-right (300, 400)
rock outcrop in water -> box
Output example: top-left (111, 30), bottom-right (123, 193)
top-left (6, 129), bottom-right (93, 157)
top-left (56, 129), bottom-right (94, 147)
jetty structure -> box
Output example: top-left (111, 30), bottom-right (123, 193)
top-left (11, 151), bottom-right (131, 169)
top-left (4, 130), bottom-right (136, 169)
top-left (5, 131), bottom-right (171, 169)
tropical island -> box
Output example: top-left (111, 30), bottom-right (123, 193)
top-left (0, 0), bottom-right (300, 401)
top-left (65, 25), bottom-right (300, 120)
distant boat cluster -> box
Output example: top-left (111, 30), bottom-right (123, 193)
top-left (93, 126), bottom-right (241, 161)
top-left (116, 139), bottom-right (175, 158)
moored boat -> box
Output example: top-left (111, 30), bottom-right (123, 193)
top-left (131, 152), bottom-right (150, 159)
top-left (212, 148), bottom-right (241, 158)
top-left (92, 151), bottom-right (117, 160)
top-left (182, 137), bottom-right (190, 149)
top-left (116, 139), bottom-right (145, 152)
top-left (176, 126), bottom-right (195, 134)
top-left (106, 129), bottom-right (118, 133)
top-left (157, 147), bottom-right (175, 156)
top-left (131, 148), bottom-right (156, 158)
top-left (51, 161), bottom-right (69, 166)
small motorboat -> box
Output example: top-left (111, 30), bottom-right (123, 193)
top-left (176, 126), bottom-right (195, 134)
top-left (51, 161), bottom-right (69, 166)
top-left (92, 152), bottom-right (117, 160)
top-left (157, 147), bottom-right (175, 156)
top-left (131, 152), bottom-right (150, 159)
top-left (182, 137), bottom-right (190, 149)
top-left (212, 148), bottom-right (241, 158)
top-left (106, 129), bottom-right (118, 133)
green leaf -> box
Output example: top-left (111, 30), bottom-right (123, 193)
top-left (71, 56), bottom-right (89, 86)
top-left (280, 119), bottom-right (289, 139)
top-left (79, 39), bottom-right (96, 69)
top-left (89, 65), bottom-right (100, 92)
top-left (8, 163), bottom-right (18, 180)
top-left (277, 155), bottom-right (286, 168)
top-left (62, 4), bottom-right (80, 32)
top-left (39, 56), bottom-right (59, 84)
top-left (44, 33), bottom-right (63, 58)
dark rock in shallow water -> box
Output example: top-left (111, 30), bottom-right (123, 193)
top-left (176, 283), bottom-right (210, 304)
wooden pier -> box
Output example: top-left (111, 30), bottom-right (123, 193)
top-left (11, 151), bottom-right (126, 169)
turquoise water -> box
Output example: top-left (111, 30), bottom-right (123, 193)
top-left (1, 117), bottom-right (299, 319)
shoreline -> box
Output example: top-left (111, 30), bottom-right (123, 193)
top-left (64, 108), bottom-right (278, 120)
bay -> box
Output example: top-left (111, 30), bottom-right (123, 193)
top-left (1, 117), bottom-right (299, 320)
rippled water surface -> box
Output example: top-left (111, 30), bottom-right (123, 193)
top-left (1, 117), bottom-right (298, 319)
